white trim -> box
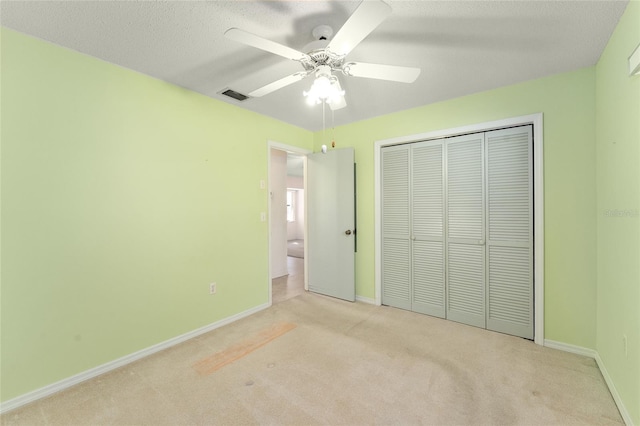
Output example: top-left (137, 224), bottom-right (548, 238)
top-left (0, 302), bottom-right (270, 414)
top-left (629, 42), bottom-right (640, 76)
top-left (355, 295), bottom-right (376, 305)
top-left (544, 340), bottom-right (633, 426)
top-left (374, 139), bottom-right (383, 306)
top-left (374, 113), bottom-right (545, 345)
top-left (267, 140), bottom-right (313, 301)
top-left (532, 114), bottom-right (544, 346)
top-left (594, 352), bottom-right (634, 426)
top-left (543, 339), bottom-right (597, 358)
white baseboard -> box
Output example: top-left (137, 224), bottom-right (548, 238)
top-left (0, 302), bottom-right (270, 414)
top-left (271, 270), bottom-right (288, 279)
top-left (594, 352), bottom-right (634, 426)
top-left (355, 295), bottom-right (376, 305)
top-left (543, 339), bottom-right (597, 358)
top-left (544, 339), bottom-right (633, 426)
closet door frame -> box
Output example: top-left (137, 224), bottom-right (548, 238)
top-left (374, 113), bottom-right (545, 345)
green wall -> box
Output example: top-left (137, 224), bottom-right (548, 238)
top-left (0, 28), bottom-right (312, 401)
top-left (315, 67), bottom-right (598, 349)
top-left (596, 1), bottom-right (640, 424)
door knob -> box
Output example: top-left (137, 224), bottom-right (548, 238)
top-left (345, 230), bottom-right (352, 235)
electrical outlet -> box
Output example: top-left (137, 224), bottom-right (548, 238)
top-left (623, 334), bottom-right (627, 357)
top-left (209, 282), bottom-right (217, 295)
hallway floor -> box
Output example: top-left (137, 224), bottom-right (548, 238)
top-left (272, 256), bottom-right (304, 305)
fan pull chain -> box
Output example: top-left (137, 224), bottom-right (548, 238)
top-left (322, 101), bottom-right (326, 146)
top-left (331, 108), bottom-right (336, 148)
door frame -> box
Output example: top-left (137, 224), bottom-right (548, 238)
top-left (374, 113), bottom-right (545, 345)
top-left (267, 140), bottom-right (312, 307)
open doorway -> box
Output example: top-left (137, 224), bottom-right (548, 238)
top-left (268, 142), bottom-right (310, 305)
top-left (285, 158), bottom-right (304, 259)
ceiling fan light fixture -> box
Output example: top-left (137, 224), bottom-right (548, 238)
top-left (303, 69), bottom-right (345, 106)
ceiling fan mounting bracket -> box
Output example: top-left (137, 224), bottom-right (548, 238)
top-left (311, 25), bottom-right (333, 41)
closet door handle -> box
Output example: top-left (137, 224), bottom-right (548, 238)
top-left (345, 229), bottom-right (352, 235)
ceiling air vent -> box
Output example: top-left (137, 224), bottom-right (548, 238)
top-left (220, 89), bottom-right (249, 101)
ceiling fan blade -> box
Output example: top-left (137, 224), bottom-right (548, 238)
top-left (248, 71), bottom-right (310, 98)
top-left (326, 0), bottom-right (392, 56)
top-left (225, 28), bottom-right (310, 62)
top-left (343, 62), bottom-right (421, 83)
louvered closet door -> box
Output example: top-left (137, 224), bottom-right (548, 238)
top-left (411, 141), bottom-right (445, 317)
top-left (445, 134), bottom-right (486, 329)
top-left (485, 127), bottom-right (533, 339)
top-left (381, 146), bottom-right (411, 310)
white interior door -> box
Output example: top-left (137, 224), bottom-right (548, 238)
top-left (307, 147), bottom-right (356, 302)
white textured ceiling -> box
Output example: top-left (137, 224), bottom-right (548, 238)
top-left (0, 1), bottom-right (628, 131)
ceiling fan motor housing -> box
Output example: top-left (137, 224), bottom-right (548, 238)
top-left (301, 25), bottom-right (346, 72)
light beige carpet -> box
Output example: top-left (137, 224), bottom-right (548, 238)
top-left (1, 292), bottom-right (623, 425)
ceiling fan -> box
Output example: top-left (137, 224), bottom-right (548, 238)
top-left (224, 0), bottom-right (421, 110)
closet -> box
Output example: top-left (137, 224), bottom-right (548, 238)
top-left (381, 125), bottom-right (533, 339)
